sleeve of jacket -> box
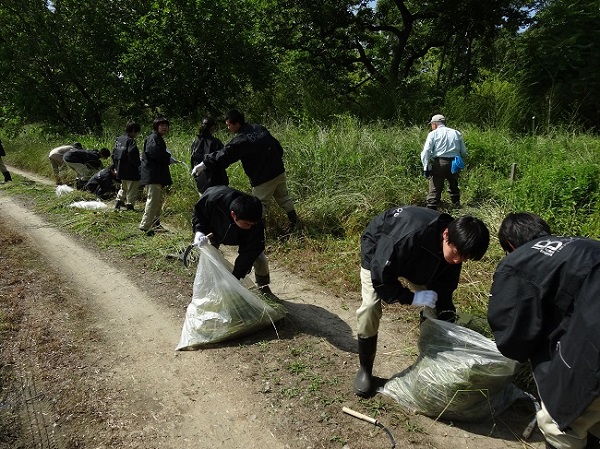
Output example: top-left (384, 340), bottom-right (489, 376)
top-left (370, 234), bottom-right (414, 304)
top-left (457, 131), bottom-right (468, 158)
top-left (191, 197), bottom-right (213, 235)
top-left (232, 224), bottom-right (265, 279)
top-left (128, 139), bottom-right (141, 168)
top-left (421, 133), bottom-right (434, 169)
top-left (487, 269), bottom-right (544, 363)
top-left (144, 136), bottom-right (171, 165)
top-left (203, 137), bottom-right (246, 169)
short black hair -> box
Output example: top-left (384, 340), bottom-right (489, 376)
top-left (446, 216), bottom-right (490, 261)
top-left (72, 142), bottom-right (83, 149)
top-left (99, 147), bottom-right (111, 158)
top-left (153, 117), bottom-right (170, 131)
top-left (125, 121), bottom-right (141, 134)
top-left (498, 212), bottom-right (551, 253)
top-left (230, 194), bottom-right (262, 223)
top-left (225, 109), bottom-right (245, 126)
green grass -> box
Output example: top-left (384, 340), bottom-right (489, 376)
top-left (4, 119), bottom-right (600, 323)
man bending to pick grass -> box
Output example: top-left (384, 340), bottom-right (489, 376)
top-left (354, 206), bottom-right (489, 397)
top-left (192, 185), bottom-right (272, 294)
top-left (488, 212), bottom-right (600, 449)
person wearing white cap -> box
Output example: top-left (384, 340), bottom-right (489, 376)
top-left (420, 114), bottom-right (467, 210)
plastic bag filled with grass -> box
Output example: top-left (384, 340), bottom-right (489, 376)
top-left (380, 310), bottom-right (521, 422)
top-left (176, 244), bottom-right (286, 350)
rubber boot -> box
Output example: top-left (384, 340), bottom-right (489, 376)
top-left (255, 274), bottom-right (272, 295)
top-left (114, 200), bottom-right (123, 210)
top-left (353, 335), bottom-right (377, 397)
top-left (287, 210), bottom-right (299, 232)
top-left (2, 171), bottom-right (11, 182)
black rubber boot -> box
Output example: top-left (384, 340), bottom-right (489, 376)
top-left (255, 274), bottom-right (272, 295)
top-left (114, 200), bottom-right (123, 210)
top-left (353, 335), bottom-right (377, 397)
top-left (287, 210), bottom-right (299, 232)
top-left (2, 171), bottom-right (11, 182)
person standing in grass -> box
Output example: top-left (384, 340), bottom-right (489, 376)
top-left (191, 109), bottom-right (299, 232)
top-left (0, 139), bottom-right (11, 183)
top-left (488, 212), bottom-right (600, 449)
top-left (139, 117), bottom-right (173, 236)
top-left (420, 114), bottom-right (468, 210)
top-left (113, 121), bottom-right (142, 211)
top-left (354, 206), bottom-right (489, 397)
top-left (190, 117), bottom-right (227, 194)
top-left (191, 185), bottom-right (272, 294)
top-left (48, 142), bottom-right (82, 185)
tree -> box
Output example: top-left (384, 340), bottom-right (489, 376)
top-left (519, 0), bottom-right (600, 130)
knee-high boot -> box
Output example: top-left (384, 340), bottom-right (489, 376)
top-left (353, 335), bottom-right (377, 397)
top-left (2, 171), bottom-right (11, 182)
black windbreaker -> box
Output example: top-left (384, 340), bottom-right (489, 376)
top-left (361, 206), bottom-right (459, 312)
top-left (191, 185), bottom-right (265, 279)
top-left (84, 167), bottom-right (117, 198)
top-left (203, 123), bottom-right (285, 187)
top-left (488, 236), bottom-right (600, 430)
top-left (112, 133), bottom-right (141, 181)
top-left (190, 134), bottom-right (227, 193)
top-left (63, 149), bottom-right (103, 169)
top-left (140, 132), bottom-right (172, 186)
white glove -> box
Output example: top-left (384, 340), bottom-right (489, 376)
top-left (412, 290), bottom-right (438, 308)
top-left (193, 231), bottom-right (209, 247)
top-left (191, 162), bottom-right (206, 176)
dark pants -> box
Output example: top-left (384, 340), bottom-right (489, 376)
top-left (427, 158), bottom-right (460, 209)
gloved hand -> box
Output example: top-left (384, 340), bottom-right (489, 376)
top-left (191, 162), bottom-right (206, 176)
top-left (412, 290), bottom-right (438, 308)
top-left (193, 231), bottom-right (209, 247)
top-left (423, 169), bottom-right (432, 178)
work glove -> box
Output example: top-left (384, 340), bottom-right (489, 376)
top-left (193, 231), bottom-right (209, 247)
top-left (412, 290), bottom-right (438, 308)
top-left (423, 169), bottom-right (432, 178)
top-left (191, 162), bottom-right (206, 176)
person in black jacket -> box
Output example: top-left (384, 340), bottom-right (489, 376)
top-left (191, 185), bottom-right (271, 292)
top-left (191, 109), bottom-right (298, 232)
top-left (113, 121), bottom-right (142, 211)
top-left (488, 212), bottom-right (600, 449)
top-left (354, 206), bottom-right (489, 397)
top-left (0, 139), bottom-right (11, 182)
top-left (83, 166), bottom-right (118, 199)
top-left (139, 117), bottom-right (173, 236)
top-left (190, 117), bottom-right (227, 194)
top-left (63, 147), bottom-right (110, 187)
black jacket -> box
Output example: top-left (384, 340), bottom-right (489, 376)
top-left (190, 134), bottom-right (227, 193)
top-left (0, 140), bottom-right (5, 157)
top-left (192, 185), bottom-right (265, 279)
top-left (361, 206), bottom-right (459, 313)
top-left (488, 236), bottom-right (600, 430)
top-left (140, 132), bottom-right (172, 186)
top-left (203, 123), bottom-right (285, 187)
top-left (112, 134), bottom-right (141, 181)
top-left (63, 149), bottom-right (103, 169)
top-left (84, 167), bottom-right (117, 198)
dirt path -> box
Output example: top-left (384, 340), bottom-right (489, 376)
top-left (0, 167), bottom-right (545, 449)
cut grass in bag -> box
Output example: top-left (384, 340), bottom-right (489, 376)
top-left (380, 310), bottom-right (521, 422)
top-left (176, 244), bottom-right (286, 350)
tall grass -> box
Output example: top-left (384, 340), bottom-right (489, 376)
top-left (4, 118), bottom-right (600, 315)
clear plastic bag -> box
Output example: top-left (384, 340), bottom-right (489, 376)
top-left (176, 244), bottom-right (286, 350)
top-left (380, 312), bottom-right (519, 422)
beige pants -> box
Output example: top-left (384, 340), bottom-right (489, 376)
top-left (139, 184), bottom-right (163, 231)
top-left (252, 172), bottom-right (295, 217)
top-left (65, 162), bottom-right (97, 181)
top-left (538, 396), bottom-right (600, 449)
top-left (356, 268), bottom-right (425, 338)
top-left (253, 252), bottom-right (269, 277)
top-left (116, 180), bottom-right (140, 206)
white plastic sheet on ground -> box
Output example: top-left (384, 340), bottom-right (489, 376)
top-left (56, 184), bottom-right (74, 196)
top-left (176, 244), bottom-right (286, 350)
top-left (69, 200), bottom-right (108, 210)
top-left (380, 309), bottom-right (521, 422)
